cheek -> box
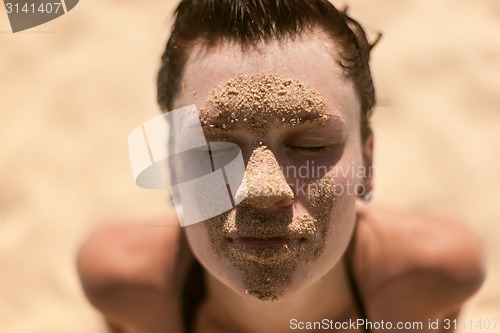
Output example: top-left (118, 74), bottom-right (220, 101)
top-left (294, 156), bottom-right (361, 212)
top-left (184, 223), bottom-right (213, 266)
top-left (300, 161), bottom-right (358, 254)
top-left (311, 174), bottom-right (356, 263)
top-left (323, 162), bottom-right (359, 253)
top-left (302, 172), bottom-right (356, 233)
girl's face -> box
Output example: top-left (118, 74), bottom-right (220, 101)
top-left (172, 32), bottom-right (373, 301)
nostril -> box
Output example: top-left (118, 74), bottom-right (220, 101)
top-left (240, 194), bottom-right (293, 210)
top-left (276, 197), bottom-right (293, 207)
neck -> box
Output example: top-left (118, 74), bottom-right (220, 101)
top-left (204, 256), bottom-right (354, 333)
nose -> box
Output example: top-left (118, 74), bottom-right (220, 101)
top-left (235, 146), bottom-right (294, 211)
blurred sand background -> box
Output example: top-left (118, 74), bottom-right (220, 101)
top-left (0, 0), bottom-right (499, 332)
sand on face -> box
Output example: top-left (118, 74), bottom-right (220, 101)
top-left (0, 0), bottom-right (499, 331)
top-left (200, 75), bottom-right (337, 300)
top-left (206, 146), bottom-right (337, 300)
top-left (200, 74), bottom-right (330, 136)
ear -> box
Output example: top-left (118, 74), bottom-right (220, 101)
top-left (361, 129), bottom-right (374, 197)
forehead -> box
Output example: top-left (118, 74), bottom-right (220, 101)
top-left (173, 32), bottom-right (361, 129)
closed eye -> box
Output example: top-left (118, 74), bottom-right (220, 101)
top-left (286, 145), bottom-right (328, 153)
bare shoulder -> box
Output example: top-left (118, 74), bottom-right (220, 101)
top-left (353, 202), bottom-right (486, 319)
top-left (77, 212), bottom-right (188, 291)
top-left (77, 212), bottom-right (190, 333)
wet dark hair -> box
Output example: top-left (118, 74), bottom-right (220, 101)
top-left (157, 0), bottom-right (380, 140)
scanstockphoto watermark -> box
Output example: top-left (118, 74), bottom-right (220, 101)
top-left (281, 161), bottom-right (376, 180)
top-left (290, 318), bottom-right (423, 331)
top-left (279, 161), bottom-right (377, 199)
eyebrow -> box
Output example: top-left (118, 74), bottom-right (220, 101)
top-left (200, 122), bottom-right (231, 130)
top-left (201, 112), bottom-right (343, 123)
top-left (283, 113), bottom-right (346, 127)
top-left (300, 113), bottom-right (333, 122)
top-left (201, 112), bottom-right (344, 129)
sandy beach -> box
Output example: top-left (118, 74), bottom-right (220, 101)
top-left (0, 0), bottom-right (499, 332)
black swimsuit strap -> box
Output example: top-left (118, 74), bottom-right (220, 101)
top-left (182, 259), bottom-right (206, 333)
top-left (344, 224), bottom-right (371, 333)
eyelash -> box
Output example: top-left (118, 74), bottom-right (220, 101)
top-left (287, 145), bottom-right (328, 153)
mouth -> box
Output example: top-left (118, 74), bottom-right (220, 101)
top-left (225, 236), bottom-right (307, 263)
top-left (212, 208), bottom-right (321, 263)
top-left (232, 237), bottom-right (304, 246)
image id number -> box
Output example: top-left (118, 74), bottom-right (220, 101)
top-left (5, 2), bottom-right (62, 14)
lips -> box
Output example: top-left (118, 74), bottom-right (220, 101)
top-left (223, 218), bottom-right (306, 240)
top-left (226, 228), bottom-right (309, 245)
top-left (225, 235), bottom-right (306, 263)
top-left (221, 213), bottom-right (317, 258)
top-left (232, 237), bottom-right (302, 246)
